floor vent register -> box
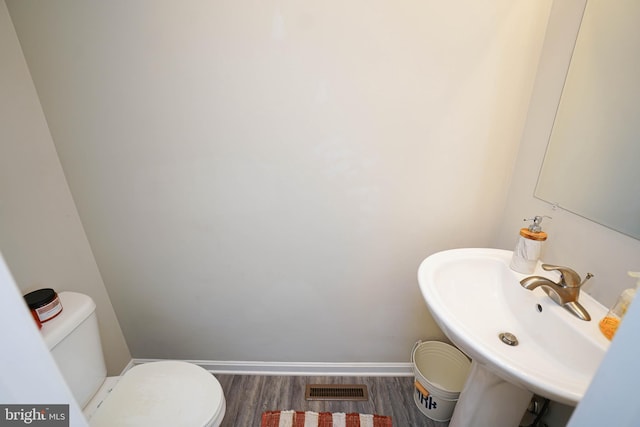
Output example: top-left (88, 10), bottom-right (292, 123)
top-left (304, 384), bottom-right (369, 401)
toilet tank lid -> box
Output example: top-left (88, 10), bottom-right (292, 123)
top-left (41, 292), bottom-right (96, 350)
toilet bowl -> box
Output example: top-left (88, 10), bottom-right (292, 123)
top-left (85, 361), bottom-right (225, 427)
top-left (42, 292), bottom-right (226, 426)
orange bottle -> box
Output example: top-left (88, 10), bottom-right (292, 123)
top-left (599, 315), bottom-right (621, 340)
top-left (599, 272), bottom-right (640, 340)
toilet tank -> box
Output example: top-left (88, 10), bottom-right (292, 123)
top-left (42, 292), bottom-right (107, 408)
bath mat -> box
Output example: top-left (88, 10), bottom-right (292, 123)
top-left (261, 410), bottom-right (392, 427)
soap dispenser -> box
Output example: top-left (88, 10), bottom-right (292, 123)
top-left (509, 216), bottom-right (549, 274)
top-left (599, 271), bottom-right (640, 340)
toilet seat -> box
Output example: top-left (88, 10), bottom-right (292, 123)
top-left (89, 361), bottom-right (225, 427)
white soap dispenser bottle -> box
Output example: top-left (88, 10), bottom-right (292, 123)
top-left (509, 216), bottom-right (549, 274)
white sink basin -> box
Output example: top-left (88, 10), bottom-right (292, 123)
top-left (418, 248), bottom-right (610, 406)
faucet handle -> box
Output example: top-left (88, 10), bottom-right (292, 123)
top-left (541, 264), bottom-right (582, 288)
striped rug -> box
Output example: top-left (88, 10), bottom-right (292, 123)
top-left (261, 410), bottom-right (392, 427)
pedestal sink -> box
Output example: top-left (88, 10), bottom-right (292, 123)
top-left (417, 248), bottom-right (610, 427)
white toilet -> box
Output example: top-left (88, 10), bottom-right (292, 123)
top-left (42, 291), bottom-right (226, 426)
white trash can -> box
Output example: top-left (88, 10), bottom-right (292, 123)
top-left (411, 341), bottom-right (471, 422)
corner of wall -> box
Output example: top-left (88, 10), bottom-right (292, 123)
top-left (0, 0), bottom-right (131, 375)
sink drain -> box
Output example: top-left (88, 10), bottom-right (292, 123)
top-left (499, 332), bottom-right (518, 346)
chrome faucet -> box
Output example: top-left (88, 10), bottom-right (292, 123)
top-left (520, 264), bottom-right (594, 321)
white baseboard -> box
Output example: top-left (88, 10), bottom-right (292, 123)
top-left (130, 358), bottom-right (414, 377)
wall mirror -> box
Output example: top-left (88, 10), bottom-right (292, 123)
top-left (535, 0), bottom-right (640, 239)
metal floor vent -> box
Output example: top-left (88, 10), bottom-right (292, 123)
top-left (305, 384), bottom-right (369, 401)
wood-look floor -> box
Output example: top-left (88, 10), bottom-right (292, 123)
top-left (215, 375), bottom-right (449, 427)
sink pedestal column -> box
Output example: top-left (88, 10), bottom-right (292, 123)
top-left (450, 360), bottom-right (533, 427)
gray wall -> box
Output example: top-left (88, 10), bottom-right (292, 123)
top-left (0, 1), bottom-right (130, 375)
top-left (5, 0), bottom-right (553, 361)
